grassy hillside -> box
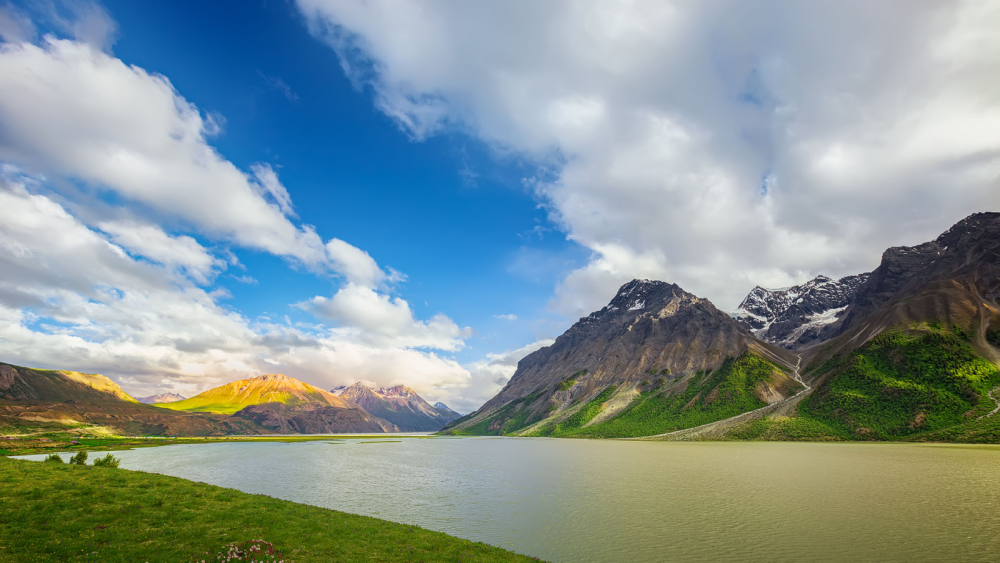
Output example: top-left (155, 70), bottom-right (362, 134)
top-left (156, 374), bottom-right (343, 415)
top-left (447, 354), bottom-right (799, 438)
top-left (0, 457), bottom-right (538, 563)
top-left (535, 353), bottom-right (800, 438)
top-left (0, 363), bottom-right (137, 404)
top-left (722, 324), bottom-right (1000, 442)
top-left (799, 325), bottom-right (1000, 440)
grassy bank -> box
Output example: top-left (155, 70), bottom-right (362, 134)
top-left (0, 432), bottom-right (437, 456)
top-left (0, 457), bottom-right (537, 562)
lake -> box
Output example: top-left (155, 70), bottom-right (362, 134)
top-left (22, 438), bottom-right (1000, 562)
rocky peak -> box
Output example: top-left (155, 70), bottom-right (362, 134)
top-left (733, 273), bottom-right (869, 348)
top-left (434, 402), bottom-right (457, 413)
top-left (935, 212), bottom-right (1000, 248)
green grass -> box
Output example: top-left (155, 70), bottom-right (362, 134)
top-left (722, 416), bottom-right (846, 441)
top-left (548, 354), bottom-right (796, 438)
top-left (801, 326), bottom-right (1000, 440)
top-left (447, 390), bottom-right (549, 436)
top-left (557, 370), bottom-right (586, 392)
top-left (0, 457), bottom-right (538, 563)
top-left (529, 386), bottom-right (617, 437)
top-left (0, 433), bottom-right (437, 457)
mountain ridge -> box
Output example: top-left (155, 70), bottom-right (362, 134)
top-left (451, 212), bottom-right (1000, 442)
top-left (334, 382), bottom-right (461, 431)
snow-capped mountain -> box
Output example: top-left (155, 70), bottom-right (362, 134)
top-left (732, 274), bottom-right (869, 349)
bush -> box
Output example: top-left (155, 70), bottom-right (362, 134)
top-left (69, 450), bottom-right (88, 465)
top-left (92, 453), bottom-right (120, 468)
top-left (44, 453), bottom-right (63, 463)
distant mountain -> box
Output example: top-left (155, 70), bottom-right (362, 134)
top-left (445, 280), bottom-right (801, 437)
top-left (732, 274), bottom-right (869, 349)
top-left (157, 374), bottom-right (351, 415)
top-left (434, 402), bottom-right (459, 415)
top-left (0, 363), bottom-right (137, 404)
top-left (156, 373), bottom-right (398, 433)
top-left (334, 383), bottom-right (461, 431)
top-left (0, 362), bottom-right (267, 436)
top-left (136, 392), bottom-right (186, 404)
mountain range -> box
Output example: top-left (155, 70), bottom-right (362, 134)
top-left (446, 212), bottom-right (1000, 442)
top-left (0, 365), bottom-right (456, 436)
top-left (136, 393), bottom-right (187, 404)
top-left (332, 383), bottom-right (461, 431)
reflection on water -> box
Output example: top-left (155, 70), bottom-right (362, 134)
top-left (24, 438), bottom-right (1000, 562)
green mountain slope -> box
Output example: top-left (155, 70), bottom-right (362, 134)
top-left (801, 324), bottom-right (1000, 440)
top-left (449, 353), bottom-right (802, 438)
top-left (156, 374), bottom-right (350, 415)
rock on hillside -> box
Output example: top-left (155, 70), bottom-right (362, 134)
top-left (446, 280), bottom-right (799, 436)
top-left (334, 383), bottom-right (460, 431)
top-left (732, 274), bottom-right (869, 349)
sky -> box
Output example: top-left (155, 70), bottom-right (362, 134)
top-left (0, 0), bottom-right (997, 413)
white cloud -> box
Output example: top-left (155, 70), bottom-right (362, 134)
top-left (250, 163), bottom-right (296, 218)
top-left (0, 172), bottom-right (479, 402)
top-left (0, 26), bottom-right (492, 406)
top-left (299, 0), bottom-right (1000, 316)
top-left (494, 314), bottom-right (517, 321)
top-left (299, 282), bottom-right (470, 351)
top-left (455, 338), bottom-right (554, 413)
top-left (98, 220), bottom-right (224, 284)
top-left (0, 37), bottom-right (329, 267)
top-left (324, 238), bottom-right (385, 287)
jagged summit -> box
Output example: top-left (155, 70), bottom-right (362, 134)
top-left (434, 402), bottom-right (458, 414)
top-left (605, 279), bottom-right (685, 313)
top-left (335, 381), bottom-right (461, 431)
top-left (733, 273), bottom-right (869, 349)
top-left (136, 392), bottom-right (186, 404)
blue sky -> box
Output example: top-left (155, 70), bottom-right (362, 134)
top-left (98, 0), bottom-right (583, 352)
top-left (0, 0), bottom-right (996, 412)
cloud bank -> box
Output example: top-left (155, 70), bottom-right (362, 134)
top-left (298, 0), bottom-right (1000, 316)
top-left (0, 22), bottom-right (518, 412)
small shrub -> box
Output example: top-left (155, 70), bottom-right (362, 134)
top-left (44, 453), bottom-right (63, 463)
top-left (208, 539), bottom-right (285, 562)
top-left (92, 453), bottom-right (120, 468)
top-left (69, 450), bottom-right (88, 465)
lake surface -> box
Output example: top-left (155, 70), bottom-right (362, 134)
top-left (23, 438), bottom-right (1000, 562)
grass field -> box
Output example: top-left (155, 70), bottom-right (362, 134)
top-left (0, 432), bottom-right (436, 457)
top-left (0, 457), bottom-right (538, 563)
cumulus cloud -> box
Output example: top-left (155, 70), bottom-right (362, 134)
top-left (0, 171), bottom-right (475, 400)
top-left (0, 37), bottom-right (329, 267)
top-left (299, 282), bottom-right (471, 351)
top-left (453, 338), bottom-right (554, 413)
top-left (97, 220), bottom-right (225, 284)
top-left (0, 24), bottom-right (486, 404)
top-left (299, 0), bottom-right (1000, 316)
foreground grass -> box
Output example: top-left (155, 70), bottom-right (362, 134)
top-left (0, 432), bottom-right (436, 456)
top-left (0, 457), bottom-right (537, 563)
